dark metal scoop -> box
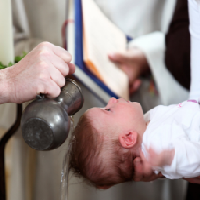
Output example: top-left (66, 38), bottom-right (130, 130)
top-left (21, 79), bottom-right (84, 151)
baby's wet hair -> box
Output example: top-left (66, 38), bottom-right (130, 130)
top-left (68, 113), bottom-right (135, 188)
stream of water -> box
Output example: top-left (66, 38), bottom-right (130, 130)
top-left (61, 152), bottom-right (69, 200)
top-left (61, 116), bottom-right (75, 200)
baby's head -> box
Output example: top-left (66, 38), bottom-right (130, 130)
top-left (69, 98), bottom-right (146, 189)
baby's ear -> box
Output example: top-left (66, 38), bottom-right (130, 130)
top-left (119, 131), bottom-right (137, 149)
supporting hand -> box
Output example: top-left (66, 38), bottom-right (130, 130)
top-left (133, 156), bottom-right (164, 182)
top-left (140, 148), bottom-right (175, 175)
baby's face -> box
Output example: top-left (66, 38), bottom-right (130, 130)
top-left (86, 98), bottom-right (144, 137)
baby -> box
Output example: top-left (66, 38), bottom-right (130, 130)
top-left (69, 98), bottom-right (200, 189)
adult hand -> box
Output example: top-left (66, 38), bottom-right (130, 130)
top-left (108, 48), bottom-right (150, 94)
top-left (140, 148), bottom-right (175, 175)
top-left (134, 154), bottom-right (200, 184)
top-left (0, 42), bottom-right (75, 104)
top-left (133, 157), bottom-right (164, 182)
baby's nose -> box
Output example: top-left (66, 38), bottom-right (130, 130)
top-left (108, 97), bottom-right (118, 104)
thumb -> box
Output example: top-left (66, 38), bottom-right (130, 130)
top-left (142, 158), bottom-right (152, 175)
top-left (140, 150), bottom-right (152, 175)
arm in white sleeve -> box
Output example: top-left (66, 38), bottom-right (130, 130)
top-left (188, 0), bottom-right (200, 99)
top-left (129, 0), bottom-right (188, 105)
top-left (156, 137), bottom-right (200, 179)
top-left (128, 0), bottom-right (175, 68)
top-left (128, 0), bottom-right (176, 66)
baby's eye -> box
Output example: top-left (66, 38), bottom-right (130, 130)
top-left (105, 109), bottom-right (111, 112)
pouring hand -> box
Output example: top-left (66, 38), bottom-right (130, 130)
top-left (0, 42), bottom-right (75, 103)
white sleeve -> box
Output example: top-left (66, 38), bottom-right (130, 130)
top-left (12, 0), bottom-right (43, 56)
top-left (129, 0), bottom-right (189, 105)
top-left (128, 0), bottom-right (176, 53)
top-left (156, 137), bottom-right (200, 179)
top-left (188, 0), bottom-right (200, 99)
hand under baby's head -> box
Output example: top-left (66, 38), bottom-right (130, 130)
top-left (68, 98), bottom-right (147, 189)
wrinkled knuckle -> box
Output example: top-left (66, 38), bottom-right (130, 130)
top-left (39, 49), bottom-right (50, 58)
top-left (38, 73), bottom-right (49, 82)
top-left (38, 61), bottom-right (48, 70)
top-left (38, 42), bottom-right (45, 49)
top-left (37, 42), bottom-right (53, 52)
top-left (39, 41), bottom-right (51, 48)
top-left (38, 68), bottom-right (49, 81)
